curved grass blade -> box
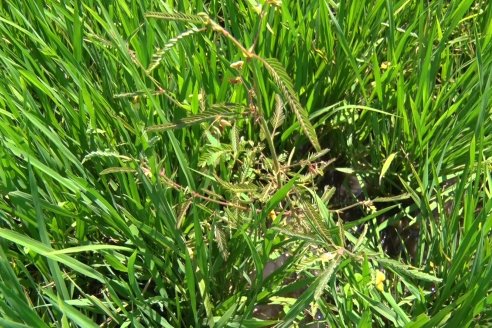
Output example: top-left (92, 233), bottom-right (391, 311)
top-left (43, 291), bottom-right (99, 328)
top-left (0, 247), bottom-right (50, 328)
top-left (28, 163), bottom-right (70, 300)
top-left (379, 152), bottom-right (397, 185)
top-left (0, 229), bottom-right (105, 283)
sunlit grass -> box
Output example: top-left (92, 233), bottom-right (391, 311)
top-left (0, 0), bottom-right (491, 326)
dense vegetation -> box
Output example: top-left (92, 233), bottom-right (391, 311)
top-left (0, 0), bottom-right (491, 326)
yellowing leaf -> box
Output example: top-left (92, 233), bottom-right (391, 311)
top-left (379, 152), bottom-right (397, 185)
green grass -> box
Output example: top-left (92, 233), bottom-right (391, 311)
top-left (0, 0), bottom-right (491, 326)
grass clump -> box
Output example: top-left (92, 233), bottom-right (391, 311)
top-left (0, 0), bottom-right (491, 327)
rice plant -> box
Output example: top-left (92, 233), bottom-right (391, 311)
top-left (0, 0), bottom-right (491, 327)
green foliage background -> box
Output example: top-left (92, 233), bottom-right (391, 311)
top-left (0, 0), bottom-right (491, 327)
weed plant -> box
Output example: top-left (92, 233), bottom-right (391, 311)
top-left (0, 0), bottom-right (491, 327)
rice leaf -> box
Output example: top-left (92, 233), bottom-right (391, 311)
top-left (379, 152), bottom-right (397, 185)
top-left (0, 229), bottom-right (105, 283)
